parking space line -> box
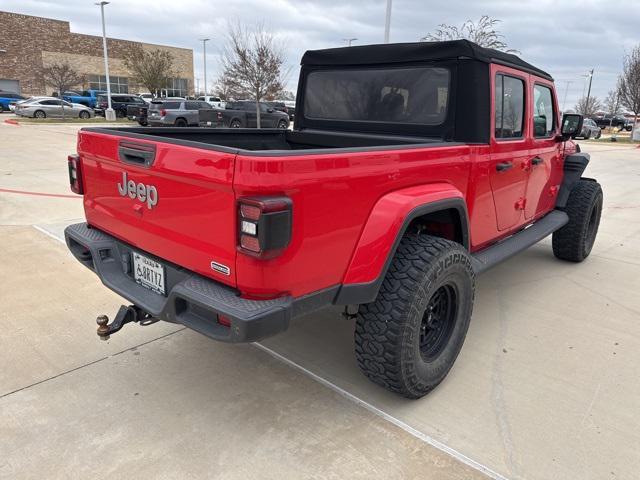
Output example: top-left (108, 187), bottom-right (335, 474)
top-left (0, 188), bottom-right (80, 199)
top-left (252, 342), bottom-right (510, 480)
top-left (34, 224), bottom-right (509, 480)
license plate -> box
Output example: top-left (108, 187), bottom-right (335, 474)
top-left (133, 252), bottom-right (166, 295)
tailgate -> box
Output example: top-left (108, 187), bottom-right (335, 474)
top-left (77, 130), bottom-right (238, 287)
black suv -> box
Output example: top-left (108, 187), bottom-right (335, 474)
top-left (224, 101), bottom-right (290, 128)
top-left (95, 94), bottom-right (147, 118)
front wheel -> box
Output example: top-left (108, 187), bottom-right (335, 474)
top-left (595, 130), bottom-right (601, 139)
top-left (34, 110), bottom-right (46, 119)
top-left (277, 120), bottom-right (288, 129)
top-left (355, 235), bottom-right (475, 399)
top-left (79, 111), bottom-right (90, 119)
top-left (553, 179), bottom-right (603, 262)
top-left (229, 119), bottom-right (242, 128)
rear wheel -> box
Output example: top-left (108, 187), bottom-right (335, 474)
top-left (116, 109), bottom-right (125, 118)
top-left (137, 119), bottom-right (148, 126)
top-left (79, 111), bottom-right (90, 119)
top-left (34, 110), bottom-right (46, 119)
top-left (355, 235), bottom-right (475, 399)
top-left (174, 118), bottom-right (188, 127)
top-left (595, 130), bottom-right (601, 139)
top-left (277, 119), bottom-right (288, 129)
top-left (553, 179), bottom-right (603, 262)
top-left (584, 131), bottom-right (591, 140)
top-left (230, 119), bottom-right (242, 128)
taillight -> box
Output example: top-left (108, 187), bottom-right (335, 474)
top-left (237, 196), bottom-right (292, 258)
top-left (160, 109), bottom-right (167, 116)
top-left (217, 111), bottom-right (223, 120)
top-left (68, 154), bottom-right (83, 194)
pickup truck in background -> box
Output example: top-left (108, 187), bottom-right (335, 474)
top-left (220, 101), bottom-right (290, 128)
top-left (64, 40), bottom-right (601, 399)
top-left (62, 90), bottom-right (106, 108)
top-left (591, 114), bottom-right (633, 131)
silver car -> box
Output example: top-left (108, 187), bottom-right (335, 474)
top-left (13, 98), bottom-right (95, 119)
top-left (579, 118), bottom-right (601, 139)
top-left (147, 100), bottom-right (211, 127)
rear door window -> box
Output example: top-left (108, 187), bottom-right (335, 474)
top-left (304, 66), bottom-right (450, 125)
top-left (494, 74), bottom-right (525, 139)
top-left (533, 84), bottom-right (555, 137)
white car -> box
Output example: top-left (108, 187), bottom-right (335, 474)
top-left (138, 93), bottom-right (154, 103)
top-left (196, 95), bottom-right (226, 110)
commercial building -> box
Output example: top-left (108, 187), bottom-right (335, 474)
top-left (0, 10), bottom-right (194, 97)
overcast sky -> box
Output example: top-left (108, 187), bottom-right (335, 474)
top-left (3, 0), bottom-right (639, 109)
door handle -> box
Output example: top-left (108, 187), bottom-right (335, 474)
top-left (531, 157), bottom-right (543, 166)
top-left (496, 162), bottom-right (513, 172)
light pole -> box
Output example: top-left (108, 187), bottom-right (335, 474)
top-left (384, 0), bottom-right (392, 43)
top-left (343, 38), bottom-right (358, 47)
top-left (96, 1), bottom-right (115, 121)
top-left (200, 38), bottom-right (210, 96)
top-left (585, 68), bottom-right (594, 114)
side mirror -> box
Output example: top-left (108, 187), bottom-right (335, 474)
top-left (561, 113), bottom-right (583, 140)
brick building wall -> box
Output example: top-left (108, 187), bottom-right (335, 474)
top-left (0, 10), bottom-right (194, 96)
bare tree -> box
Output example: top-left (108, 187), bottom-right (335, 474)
top-left (42, 62), bottom-right (85, 118)
top-left (618, 44), bottom-right (640, 129)
top-left (574, 96), bottom-right (602, 117)
top-left (214, 73), bottom-right (249, 101)
top-left (221, 22), bottom-right (287, 128)
top-left (124, 46), bottom-right (175, 95)
top-left (603, 87), bottom-right (622, 127)
top-left (421, 16), bottom-right (519, 53)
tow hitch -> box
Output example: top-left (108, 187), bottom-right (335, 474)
top-left (96, 305), bottom-right (159, 340)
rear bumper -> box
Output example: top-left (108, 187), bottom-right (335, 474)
top-left (64, 222), bottom-right (294, 343)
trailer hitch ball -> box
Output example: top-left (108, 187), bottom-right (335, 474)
top-left (96, 315), bottom-right (111, 340)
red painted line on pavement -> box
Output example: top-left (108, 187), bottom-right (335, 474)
top-left (3, 119), bottom-right (19, 126)
top-left (0, 188), bottom-right (80, 199)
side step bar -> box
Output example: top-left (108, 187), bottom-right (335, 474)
top-left (471, 210), bottom-right (569, 274)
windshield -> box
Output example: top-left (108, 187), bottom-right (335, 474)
top-left (304, 66), bottom-right (450, 125)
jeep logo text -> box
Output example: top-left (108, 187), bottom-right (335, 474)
top-left (117, 171), bottom-right (158, 209)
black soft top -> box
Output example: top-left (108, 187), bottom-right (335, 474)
top-left (301, 39), bottom-right (552, 81)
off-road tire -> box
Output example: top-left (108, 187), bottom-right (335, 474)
top-left (355, 235), bottom-right (475, 399)
top-left (553, 179), bottom-right (603, 262)
top-left (174, 118), bottom-right (188, 127)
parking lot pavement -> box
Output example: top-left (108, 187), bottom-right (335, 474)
top-left (2, 121), bottom-right (639, 479)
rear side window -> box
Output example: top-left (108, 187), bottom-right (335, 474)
top-left (185, 102), bottom-right (200, 110)
top-left (161, 102), bottom-right (181, 110)
top-left (533, 84), bottom-right (555, 137)
top-left (494, 74), bottom-right (525, 139)
top-left (304, 66), bottom-right (450, 125)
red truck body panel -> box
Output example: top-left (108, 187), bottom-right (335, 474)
top-left (78, 132), bottom-right (239, 287)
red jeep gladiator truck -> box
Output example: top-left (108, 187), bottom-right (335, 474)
top-left (65, 40), bottom-right (602, 398)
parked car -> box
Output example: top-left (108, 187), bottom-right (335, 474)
top-left (139, 93), bottom-right (154, 103)
top-left (62, 90), bottom-right (106, 108)
top-left (223, 101), bottom-right (290, 128)
top-left (591, 114), bottom-right (633, 131)
top-left (126, 103), bottom-right (149, 126)
top-left (196, 95), bottom-right (226, 109)
top-left (13, 98), bottom-right (94, 119)
top-left (284, 100), bottom-right (296, 120)
top-left (63, 40), bottom-right (602, 399)
top-left (579, 118), bottom-right (601, 139)
top-left (95, 94), bottom-right (147, 118)
top-left (0, 91), bottom-right (27, 111)
top-left (147, 100), bottom-right (212, 127)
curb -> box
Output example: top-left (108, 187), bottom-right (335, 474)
top-left (3, 118), bottom-right (19, 126)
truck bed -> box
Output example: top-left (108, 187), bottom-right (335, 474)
top-left (83, 127), bottom-right (444, 154)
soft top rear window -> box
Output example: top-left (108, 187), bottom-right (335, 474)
top-left (304, 66), bottom-right (450, 125)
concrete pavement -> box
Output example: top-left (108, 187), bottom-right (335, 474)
top-left (1, 121), bottom-right (639, 479)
